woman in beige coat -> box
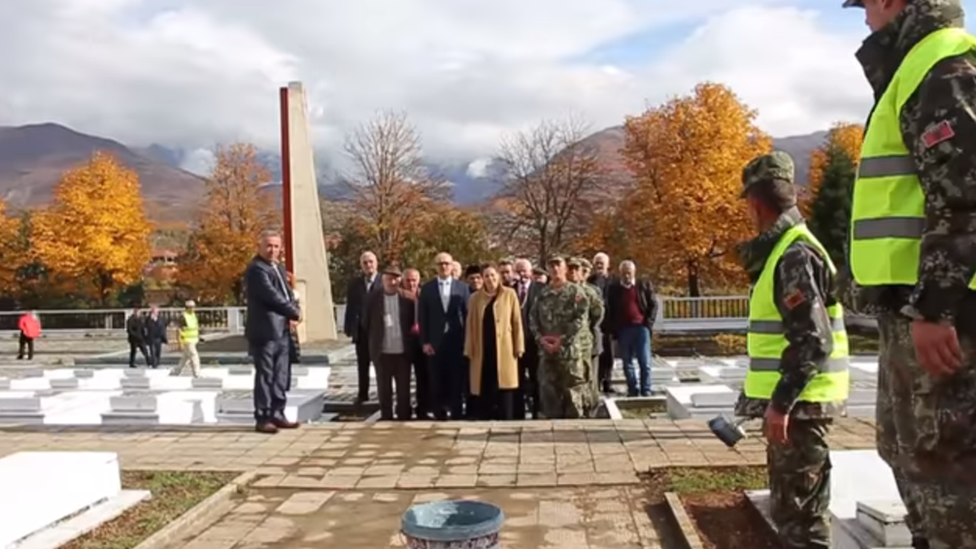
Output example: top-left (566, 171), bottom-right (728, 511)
top-left (464, 264), bottom-right (524, 420)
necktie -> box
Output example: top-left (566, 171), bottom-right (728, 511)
top-left (518, 282), bottom-right (527, 304)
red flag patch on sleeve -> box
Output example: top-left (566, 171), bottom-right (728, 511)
top-left (783, 290), bottom-right (806, 310)
top-left (921, 120), bottom-right (955, 149)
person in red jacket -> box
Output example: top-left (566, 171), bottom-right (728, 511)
top-left (17, 312), bottom-right (40, 360)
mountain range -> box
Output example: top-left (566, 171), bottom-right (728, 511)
top-left (0, 122), bottom-right (828, 224)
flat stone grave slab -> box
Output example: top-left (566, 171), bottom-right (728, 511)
top-left (0, 451), bottom-right (121, 548)
top-left (665, 384), bottom-right (736, 419)
top-left (102, 390), bottom-right (207, 426)
top-left (215, 389), bottom-right (325, 424)
top-left (747, 450), bottom-right (909, 549)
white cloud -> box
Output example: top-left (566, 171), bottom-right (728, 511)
top-left (0, 0), bottom-right (874, 164)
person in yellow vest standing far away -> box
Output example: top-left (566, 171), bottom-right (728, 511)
top-left (844, 0), bottom-right (976, 547)
top-left (175, 300), bottom-right (201, 378)
top-left (734, 152), bottom-right (850, 549)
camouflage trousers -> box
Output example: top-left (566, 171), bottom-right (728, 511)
top-left (537, 355), bottom-right (598, 419)
top-left (766, 418), bottom-right (832, 549)
top-left (876, 312), bottom-right (976, 549)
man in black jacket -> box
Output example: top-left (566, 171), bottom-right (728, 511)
top-left (605, 260), bottom-right (658, 396)
top-left (343, 251), bottom-right (380, 403)
top-left (126, 307), bottom-right (151, 369)
top-left (245, 230), bottom-right (302, 434)
top-left (144, 306), bottom-right (168, 369)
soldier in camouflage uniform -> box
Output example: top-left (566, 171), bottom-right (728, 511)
top-left (734, 152), bottom-right (848, 549)
top-left (841, 1), bottom-right (976, 547)
top-left (569, 257), bottom-right (606, 401)
top-left (530, 255), bottom-right (601, 418)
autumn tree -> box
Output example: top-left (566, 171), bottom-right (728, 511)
top-left (492, 116), bottom-right (608, 264)
top-left (622, 82), bottom-right (771, 296)
top-left (342, 110), bottom-right (449, 262)
top-left (0, 199), bottom-right (21, 293)
top-left (179, 143), bottom-right (278, 304)
top-left (803, 122), bottom-right (863, 216)
top-left (32, 152), bottom-right (153, 304)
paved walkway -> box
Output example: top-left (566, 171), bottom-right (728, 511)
top-left (0, 418), bottom-right (878, 549)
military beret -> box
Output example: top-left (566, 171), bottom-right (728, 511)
top-left (567, 257), bottom-right (583, 267)
top-left (741, 151), bottom-right (795, 197)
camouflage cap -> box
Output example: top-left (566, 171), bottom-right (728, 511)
top-left (579, 258), bottom-right (592, 270)
top-left (547, 254), bottom-right (565, 264)
top-left (741, 151), bottom-right (795, 197)
top-left (532, 267), bottom-right (547, 276)
top-left (842, 0), bottom-right (862, 6)
top-left (567, 256), bottom-right (583, 268)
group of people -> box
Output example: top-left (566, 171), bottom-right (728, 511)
top-left (123, 302), bottom-right (206, 378)
top-left (735, 1), bottom-right (976, 548)
top-left (342, 250), bottom-right (659, 422)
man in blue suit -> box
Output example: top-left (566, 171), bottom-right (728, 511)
top-left (418, 251), bottom-right (470, 421)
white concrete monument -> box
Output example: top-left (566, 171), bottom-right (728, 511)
top-left (279, 81), bottom-right (338, 342)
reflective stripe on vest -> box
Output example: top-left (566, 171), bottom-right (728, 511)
top-left (743, 223), bottom-right (850, 402)
top-left (180, 312), bottom-right (199, 344)
top-left (850, 27), bottom-right (976, 289)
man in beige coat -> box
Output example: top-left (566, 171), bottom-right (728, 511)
top-left (464, 265), bottom-right (525, 420)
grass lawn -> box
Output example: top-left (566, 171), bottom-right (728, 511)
top-left (61, 470), bottom-right (238, 549)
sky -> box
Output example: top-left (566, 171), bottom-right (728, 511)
top-left (0, 0), bottom-right (974, 174)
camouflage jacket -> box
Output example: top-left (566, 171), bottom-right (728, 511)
top-left (734, 208), bottom-right (846, 419)
top-left (582, 282), bottom-right (606, 355)
top-left (847, 0), bottom-right (976, 324)
top-left (530, 282), bottom-right (595, 358)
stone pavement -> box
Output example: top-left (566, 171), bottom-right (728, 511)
top-left (0, 418), bottom-right (878, 548)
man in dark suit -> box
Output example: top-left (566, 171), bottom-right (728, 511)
top-left (244, 230), bottom-right (302, 434)
top-left (144, 306), bottom-right (168, 369)
top-left (513, 258), bottom-right (543, 419)
top-left (343, 251), bottom-right (380, 403)
top-left (605, 260), bottom-right (658, 397)
top-left (418, 251), bottom-right (470, 421)
top-left (364, 265), bottom-right (416, 421)
top-left (588, 252), bottom-right (615, 394)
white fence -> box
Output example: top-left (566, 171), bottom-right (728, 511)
top-left (0, 295), bottom-right (874, 336)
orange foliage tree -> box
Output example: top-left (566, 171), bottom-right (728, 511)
top-left (803, 122), bottom-right (863, 216)
top-left (32, 152), bottom-right (152, 304)
top-left (179, 143), bottom-right (278, 305)
top-left (342, 110), bottom-right (450, 262)
top-left (0, 199), bottom-right (21, 292)
top-left (621, 83), bottom-right (771, 295)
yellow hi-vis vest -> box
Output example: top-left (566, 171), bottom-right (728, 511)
top-left (179, 312), bottom-right (199, 344)
top-left (743, 223), bottom-right (850, 402)
top-left (850, 27), bottom-right (976, 289)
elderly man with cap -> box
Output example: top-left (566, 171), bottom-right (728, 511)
top-left (733, 152), bottom-right (850, 549)
top-left (364, 264), bottom-right (417, 421)
top-left (842, 1), bottom-right (976, 547)
top-left (529, 254), bottom-right (602, 418)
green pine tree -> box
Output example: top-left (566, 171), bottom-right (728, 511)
top-left (807, 145), bottom-right (857, 267)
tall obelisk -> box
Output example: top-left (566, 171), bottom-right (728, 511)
top-left (279, 81), bottom-right (337, 342)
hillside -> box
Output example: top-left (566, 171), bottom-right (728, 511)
top-left (0, 123), bottom-right (204, 223)
top-left (0, 122), bottom-right (829, 224)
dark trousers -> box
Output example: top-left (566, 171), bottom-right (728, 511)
top-left (17, 334), bottom-right (34, 360)
top-left (598, 334), bottom-right (614, 392)
top-left (147, 339), bottom-right (163, 368)
top-left (427, 340), bottom-right (465, 420)
top-left (355, 327), bottom-right (372, 401)
top-left (128, 338), bottom-right (150, 368)
top-left (515, 353), bottom-right (540, 419)
top-left (377, 353), bottom-right (412, 421)
top-left (411, 344), bottom-right (430, 417)
top-left (250, 336), bottom-right (290, 422)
